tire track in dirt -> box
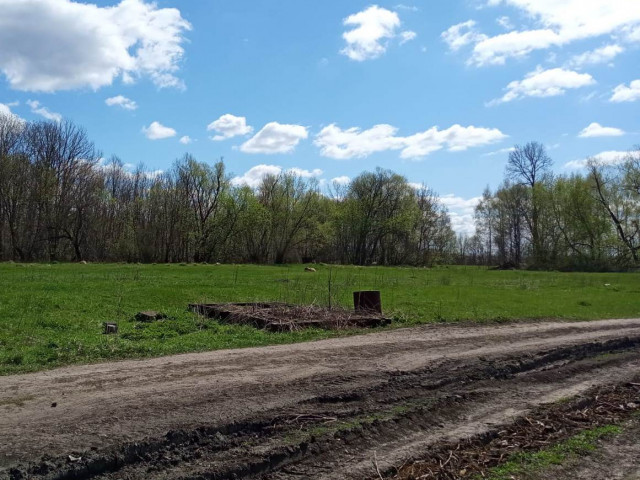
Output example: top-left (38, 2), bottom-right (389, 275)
top-left (1, 318), bottom-right (640, 479)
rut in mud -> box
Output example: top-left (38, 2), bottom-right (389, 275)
top-left (2, 318), bottom-right (640, 480)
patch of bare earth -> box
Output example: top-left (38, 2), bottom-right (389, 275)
top-left (1, 318), bottom-right (640, 479)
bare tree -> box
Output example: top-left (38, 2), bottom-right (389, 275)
top-left (506, 142), bottom-right (553, 188)
top-left (506, 142), bottom-right (553, 266)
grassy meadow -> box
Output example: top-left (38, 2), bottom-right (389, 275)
top-left (1, 262), bottom-right (639, 375)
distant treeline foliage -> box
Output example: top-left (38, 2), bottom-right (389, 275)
top-left (469, 142), bottom-right (640, 270)
top-left (0, 115), bottom-right (456, 265)
top-left (1, 115), bottom-right (638, 269)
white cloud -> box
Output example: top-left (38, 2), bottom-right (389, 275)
top-left (207, 114), bottom-right (253, 141)
top-left (471, 29), bottom-right (563, 66)
top-left (569, 44), bottom-right (624, 68)
top-left (315, 124), bottom-right (405, 159)
top-left (395, 4), bottom-right (418, 12)
top-left (314, 123), bottom-right (507, 160)
top-left (231, 164), bottom-right (322, 187)
top-left (340, 5), bottom-right (409, 61)
top-left (231, 164), bottom-right (282, 187)
top-left (0, 0), bottom-right (191, 92)
top-left (142, 121), bottom-right (176, 140)
top-left (496, 16), bottom-right (513, 30)
top-left (402, 125), bottom-right (507, 157)
top-left (331, 175), bottom-right (351, 186)
top-left (399, 30), bottom-right (417, 44)
top-left (489, 67), bottom-right (595, 104)
top-left (440, 194), bottom-right (482, 236)
top-left (179, 135), bottom-right (192, 144)
top-left (0, 103), bottom-right (12, 117)
top-left (482, 146), bottom-right (516, 157)
top-left (0, 102), bottom-right (23, 123)
top-left (625, 25), bottom-right (640, 43)
top-left (442, 20), bottom-right (487, 51)
top-left (610, 79), bottom-right (640, 102)
top-left (578, 122), bottom-right (625, 138)
top-left (564, 150), bottom-right (628, 169)
top-left (105, 95), bottom-right (137, 110)
top-left (447, 0), bottom-right (640, 66)
top-left (287, 167), bottom-right (323, 178)
top-left (240, 122), bottom-right (308, 154)
top-left (26, 99), bottom-right (62, 122)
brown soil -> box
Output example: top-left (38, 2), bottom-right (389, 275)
top-left (538, 416), bottom-right (640, 480)
top-left (2, 318), bottom-right (640, 479)
top-left (388, 382), bottom-right (640, 479)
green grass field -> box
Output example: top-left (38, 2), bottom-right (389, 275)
top-left (1, 263), bottom-right (639, 375)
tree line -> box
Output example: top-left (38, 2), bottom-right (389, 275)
top-left (0, 114), bottom-right (457, 265)
top-left (468, 142), bottom-right (640, 270)
top-left (2, 114), bottom-right (638, 270)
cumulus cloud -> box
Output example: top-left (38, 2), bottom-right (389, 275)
top-left (315, 124), bottom-right (405, 159)
top-left (470, 29), bottom-right (563, 66)
top-left (331, 176), bottom-right (351, 186)
top-left (231, 164), bottom-right (282, 187)
top-left (314, 123), bottom-right (507, 160)
top-left (105, 95), bottom-right (137, 110)
top-left (142, 121), bottom-right (176, 140)
top-left (0, 102), bottom-right (23, 122)
top-left (240, 122), bottom-right (309, 154)
top-left (402, 125), bottom-right (507, 158)
top-left (26, 100), bottom-right (62, 122)
top-left (610, 79), bottom-right (640, 102)
top-left (0, 103), bottom-right (12, 117)
top-left (287, 167), bottom-right (323, 178)
top-left (0, 0), bottom-right (191, 92)
top-left (444, 0), bottom-right (640, 66)
top-left (569, 44), bottom-right (624, 68)
top-left (439, 194), bottom-right (482, 236)
top-left (340, 5), bottom-right (413, 61)
top-left (482, 147), bottom-right (516, 157)
top-left (441, 21), bottom-right (487, 51)
top-left (564, 150), bottom-right (628, 169)
top-left (399, 30), bottom-right (417, 44)
top-left (578, 122), bottom-right (625, 138)
top-left (179, 135), bottom-right (192, 144)
top-left (207, 114), bottom-right (253, 141)
top-left (231, 164), bottom-right (323, 188)
top-left (489, 67), bottom-right (595, 104)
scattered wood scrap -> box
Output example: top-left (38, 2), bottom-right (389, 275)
top-left (189, 302), bottom-right (391, 332)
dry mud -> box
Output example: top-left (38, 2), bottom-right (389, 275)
top-left (2, 318), bottom-right (640, 479)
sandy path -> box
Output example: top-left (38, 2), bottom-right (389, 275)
top-left (1, 318), bottom-right (640, 478)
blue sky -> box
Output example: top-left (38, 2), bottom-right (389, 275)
top-left (1, 0), bottom-right (639, 233)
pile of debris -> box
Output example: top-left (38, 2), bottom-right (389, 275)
top-left (189, 301), bottom-right (390, 332)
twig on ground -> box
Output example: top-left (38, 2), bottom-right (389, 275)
top-left (373, 451), bottom-right (384, 480)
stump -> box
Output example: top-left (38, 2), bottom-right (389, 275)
top-left (103, 322), bottom-right (118, 334)
top-left (353, 291), bottom-right (382, 314)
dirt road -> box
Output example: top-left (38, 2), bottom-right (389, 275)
top-left (2, 318), bottom-right (640, 479)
